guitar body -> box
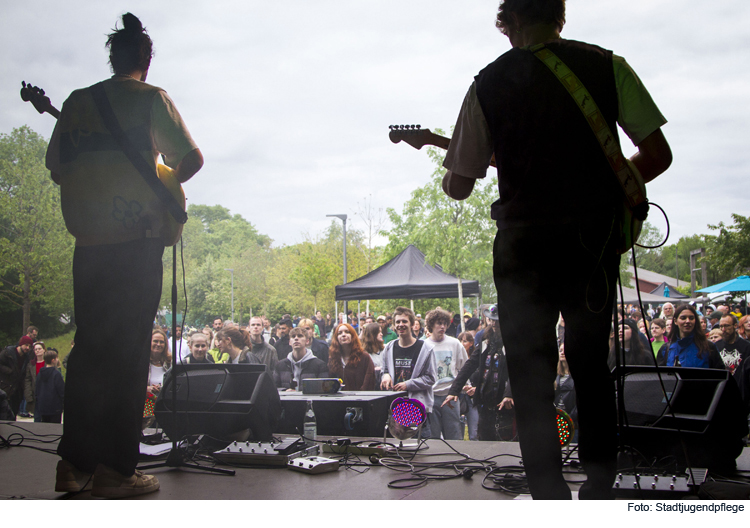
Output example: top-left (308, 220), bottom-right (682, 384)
top-left (156, 163), bottom-right (185, 246)
top-left (21, 81), bottom-right (186, 247)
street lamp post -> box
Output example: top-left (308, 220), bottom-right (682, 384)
top-left (327, 214), bottom-right (347, 320)
top-left (224, 268), bottom-right (234, 323)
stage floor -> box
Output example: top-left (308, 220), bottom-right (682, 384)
top-left (1, 421), bottom-right (748, 500)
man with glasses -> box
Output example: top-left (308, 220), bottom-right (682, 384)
top-left (715, 314), bottom-right (750, 376)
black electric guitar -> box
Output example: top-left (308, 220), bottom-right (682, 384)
top-left (20, 81), bottom-right (186, 246)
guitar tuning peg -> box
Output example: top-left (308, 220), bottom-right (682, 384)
top-left (40, 88), bottom-right (45, 95)
top-left (22, 81), bottom-right (27, 88)
top-left (400, 125), bottom-right (406, 129)
top-left (416, 124), bottom-right (421, 129)
top-left (410, 125), bottom-right (416, 129)
top-left (389, 125), bottom-right (393, 130)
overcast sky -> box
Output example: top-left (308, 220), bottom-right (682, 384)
top-left (2, 0), bottom-right (748, 248)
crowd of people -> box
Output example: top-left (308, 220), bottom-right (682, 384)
top-left (0, 326), bottom-right (65, 422)
top-left (138, 297), bottom-right (750, 443)
top-left (4, 298), bottom-right (750, 437)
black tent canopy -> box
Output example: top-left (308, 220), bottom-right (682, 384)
top-left (649, 282), bottom-right (689, 299)
top-left (335, 245), bottom-right (480, 301)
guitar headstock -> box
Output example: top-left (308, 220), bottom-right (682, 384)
top-left (20, 81), bottom-right (58, 117)
top-left (388, 124), bottom-right (435, 150)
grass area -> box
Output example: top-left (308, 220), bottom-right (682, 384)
top-left (43, 330), bottom-right (75, 379)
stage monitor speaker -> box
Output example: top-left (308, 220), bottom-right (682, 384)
top-left (616, 366), bottom-right (748, 473)
top-left (276, 391), bottom-right (405, 437)
top-left (155, 363), bottom-right (281, 443)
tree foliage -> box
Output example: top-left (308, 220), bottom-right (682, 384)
top-left (704, 214), bottom-right (750, 279)
top-left (0, 126), bottom-right (74, 334)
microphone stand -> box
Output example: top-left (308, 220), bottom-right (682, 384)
top-left (140, 243), bottom-right (234, 476)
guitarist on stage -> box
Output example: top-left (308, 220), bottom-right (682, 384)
top-left (441, 0), bottom-right (672, 499)
top-left (45, 13), bottom-right (202, 498)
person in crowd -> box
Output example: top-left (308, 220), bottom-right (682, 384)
top-left (272, 318), bottom-right (293, 360)
top-left (147, 329), bottom-right (172, 397)
top-left (464, 316), bottom-right (480, 334)
top-left (699, 316), bottom-right (709, 335)
top-left (362, 322), bottom-right (385, 388)
top-left (325, 313), bottom-right (334, 337)
top-left (313, 311), bottom-right (326, 338)
top-left (607, 318), bottom-right (652, 370)
top-left (210, 317), bottom-right (223, 348)
top-left (708, 328), bottom-right (723, 343)
top-left (412, 318), bottom-right (424, 340)
top-left (425, 307), bottom-right (468, 440)
top-left (660, 302), bottom-right (675, 321)
top-left (0, 335), bottom-right (34, 418)
top-left (24, 341), bottom-right (47, 420)
top-left (737, 315), bottom-right (750, 340)
top-left (167, 325), bottom-right (190, 362)
top-left (17, 326), bottom-right (40, 418)
top-left (201, 327), bottom-right (214, 349)
top-left (182, 332), bottom-right (214, 364)
top-left (34, 348), bottom-right (65, 424)
top-left (707, 310), bottom-right (723, 331)
top-left (261, 317), bottom-right (273, 343)
top-left (649, 318), bottom-right (668, 357)
top-left (456, 331), bottom-right (480, 440)
top-left (274, 327), bottom-right (328, 390)
top-left (657, 304), bottom-right (724, 368)
top-left (298, 318), bottom-right (329, 363)
top-left (328, 323), bottom-right (375, 391)
top-left (554, 343), bottom-right (577, 435)
top-left (714, 314), bottom-right (750, 376)
top-left (377, 315), bottom-right (398, 344)
top-left (637, 319), bottom-right (649, 337)
top-left (381, 306), bottom-right (437, 438)
top-left (444, 307), bottom-right (513, 441)
top-left (446, 314), bottom-right (461, 338)
top-left (215, 328), bottom-right (260, 365)
top-left (208, 327), bottom-right (229, 363)
top-left (245, 316), bottom-right (278, 371)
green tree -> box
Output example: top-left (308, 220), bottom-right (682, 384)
top-left (0, 126), bottom-right (74, 332)
top-left (704, 214), bottom-right (750, 280)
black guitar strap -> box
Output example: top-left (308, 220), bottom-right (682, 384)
top-left (89, 83), bottom-right (188, 225)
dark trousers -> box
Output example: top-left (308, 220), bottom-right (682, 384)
top-left (476, 405), bottom-right (515, 441)
top-left (58, 239), bottom-right (164, 476)
top-left (493, 221), bottom-right (619, 499)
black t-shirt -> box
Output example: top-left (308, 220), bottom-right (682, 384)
top-left (715, 337), bottom-right (750, 376)
top-left (393, 340), bottom-right (424, 384)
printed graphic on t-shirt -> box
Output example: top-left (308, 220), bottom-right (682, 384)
top-left (434, 348), bottom-right (454, 383)
top-left (394, 355), bottom-right (412, 384)
top-left (719, 347), bottom-right (743, 375)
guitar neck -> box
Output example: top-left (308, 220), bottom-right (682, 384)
top-left (389, 124), bottom-right (496, 167)
top-left (423, 132), bottom-right (451, 151)
top-left (46, 106), bottom-right (61, 120)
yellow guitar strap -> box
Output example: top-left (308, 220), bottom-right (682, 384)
top-left (529, 44), bottom-right (646, 210)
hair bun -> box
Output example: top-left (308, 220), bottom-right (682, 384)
top-left (121, 12), bottom-right (144, 33)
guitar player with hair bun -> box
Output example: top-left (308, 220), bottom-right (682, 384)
top-left (439, 0), bottom-right (672, 499)
top-left (44, 12), bottom-right (202, 498)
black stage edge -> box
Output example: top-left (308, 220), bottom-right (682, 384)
top-left (3, 420), bottom-right (750, 500)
